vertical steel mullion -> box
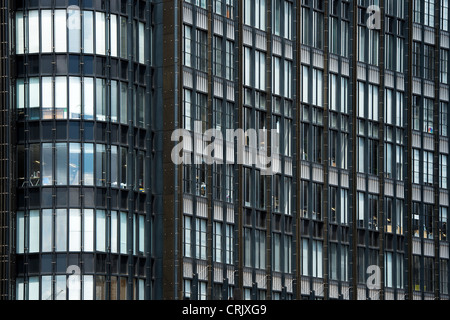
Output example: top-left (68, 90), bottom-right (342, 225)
top-left (378, 0), bottom-right (386, 301)
top-left (206, 1), bottom-right (214, 301)
top-left (433, 0), bottom-right (441, 301)
top-left (405, 0), bottom-right (414, 301)
top-left (0, 0), bottom-right (10, 300)
top-left (350, 0), bottom-right (358, 301)
top-left (265, 0), bottom-right (273, 301)
top-left (144, 0), bottom-right (153, 301)
top-left (176, 0), bottom-right (183, 301)
top-left (103, 0), bottom-right (114, 302)
top-left (235, 0), bottom-right (244, 300)
top-left (124, 0), bottom-right (132, 300)
top-left (294, 0), bottom-right (302, 300)
top-left (323, 0), bottom-right (330, 301)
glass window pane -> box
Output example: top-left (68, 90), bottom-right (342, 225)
top-left (29, 277), bottom-right (39, 300)
top-left (42, 276), bottom-right (53, 300)
top-left (68, 7), bottom-right (81, 53)
top-left (69, 143), bottom-right (81, 185)
top-left (110, 276), bottom-right (118, 300)
top-left (41, 11), bottom-right (53, 53)
top-left (42, 77), bottom-right (53, 119)
top-left (16, 278), bottom-right (24, 300)
top-left (120, 16), bottom-right (127, 58)
top-left (56, 209), bottom-right (67, 252)
top-left (42, 143), bottom-right (53, 186)
top-left (29, 78), bottom-right (40, 119)
top-left (30, 144), bottom-right (41, 187)
top-left (83, 276), bottom-right (94, 300)
top-left (95, 12), bottom-right (106, 55)
top-left (120, 147), bottom-right (127, 188)
top-left (29, 210), bottom-right (40, 253)
top-left (96, 79), bottom-right (106, 121)
top-left (69, 209), bottom-right (81, 252)
top-left (56, 275), bottom-right (66, 300)
top-left (83, 78), bottom-right (94, 120)
top-left (56, 143), bottom-right (68, 185)
top-left (139, 22), bottom-right (145, 64)
top-left (111, 211), bottom-right (118, 253)
top-left (16, 212), bottom-right (25, 254)
top-left (69, 77), bottom-right (81, 119)
top-left (135, 151), bottom-right (144, 191)
top-left (96, 144), bottom-right (106, 186)
top-left (139, 215), bottom-right (145, 253)
top-left (120, 278), bottom-right (127, 300)
top-left (54, 10), bottom-right (67, 52)
top-left (111, 15), bottom-right (118, 57)
top-left (83, 11), bottom-right (94, 54)
top-left (42, 209), bottom-right (53, 252)
top-left (184, 25), bottom-right (192, 67)
top-left (16, 79), bottom-right (25, 109)
top-left (55, 77), bottom-right (67, 119)
top-left (96, 210), bottom-right (106, 252)
top-left (83, 143), bottom-right (94, 186)
top-left (111, 80), bottom-right (118, 122)
top-left (358, 82), bottom-right (365, 117)
top-left (28, 11), bottom-right (40, 53)
top-left (120, 212), bottom-right (127, 254)
top-left (16, 12), bottom-right (24, 54)
top-left (111, 146), bottom-right (118, 188)
top-left (120, 82), bottom-right (128, 124)
top-left (139, 279), bottom-right (144, 300)
top-left (137, 86), bottom-right (145, 127)
top-left (96, 276), bottom-right (106, 300)
top-left (83, 209), bottom-right (94, 252)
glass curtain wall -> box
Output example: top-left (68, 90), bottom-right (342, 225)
top-left (13, 0), bottom-right (152, 300)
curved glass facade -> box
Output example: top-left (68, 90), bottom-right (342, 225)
top-left (12, 0), bottom-right (152, 300)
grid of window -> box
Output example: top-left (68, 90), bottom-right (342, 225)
top-left (186, 0), bottom-right (207, 9)
top-left (17, 142), bottom-right (144, 191)
top-left (423, 98), bottom-right (434, 134)
top-left (412, 149), bottom-right (420, 184)
top-left (423, 44), bottom-right (435, 81)
top-left (12, 1), bottom-right (152, 301)
top-left (301, 0), bottom-right (325, 49)
top-left (15, 208), bottom-right (145, 300)
top-left (181, 0), bottom-right (450, 301)
top-left (413, 0), bottom-right (421, 24)
top-left (15, 274), bottom-right (146, 301)
top-left (16, 77), bottom-right (143, 127)
top-left (442, 102), bottom-right (449, 137)
top-left (272, 0), bottom-right (293, 40)
top-left (357, 4), bottom-right (380, 67)
top-left (196, 30), bottom-right (208, 73)
top-left (441, 49), bottom-right (449, 85)
top-left (385, 2), bottom-right (405, 73)
top-left (424, 0), bottom-right (435, 28)
top-left (244, 0), bottom-right (266, 31)
top-left (15, 9), bottom-right (146, 64)
top-left (441, 154), bottom-right (448, 189)
top-left (214, 0), bottom-right (234, 18)
top-left (442, 0), bottom-right (449, 31)
top-left (16, 209), bottom-right (145, 255)
top-left (413, 42), bottom-right (421, 77)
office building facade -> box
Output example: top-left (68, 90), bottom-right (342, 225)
top-left (0, 0), bottom-right (449, 300)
